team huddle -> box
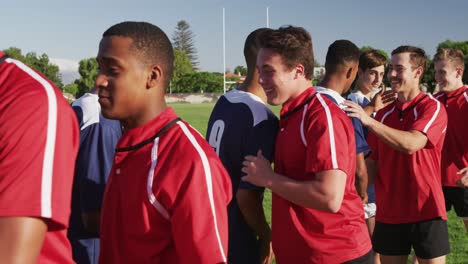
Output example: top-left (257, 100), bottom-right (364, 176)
top-left (0, 21), bottom-right (466, 264)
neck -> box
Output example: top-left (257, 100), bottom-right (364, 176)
top-left (289, 79), bottom-right (313, 100)
top-left (397, 86), bottom-right (421, 103)
top-left (443, 81), bottom-right (465, 93)
top-left (319, 75), bottom-right (347, 95)
top-left (238, 72), bottom-right (266, 102)
top-left (355, 82), bottom-right (376, 99)
top-left (123, 94), bottom-right (168, 130)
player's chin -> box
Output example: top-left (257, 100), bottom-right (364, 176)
top-left (101, 107), bottom-right (119, 120)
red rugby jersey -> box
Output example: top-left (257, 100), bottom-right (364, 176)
top-left (435, 86), bottom-right (468, 187)
top-left (99, 107), bottom-right (232, 264)
top-left (0, 52), bottom-right (79, 263)
top-left (369, 92), bottom-right (447, 223)
top-left (273, 87), bottom-right (371, 264)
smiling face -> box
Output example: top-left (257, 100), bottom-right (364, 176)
top-left (357, 65), bottom-right (385, 93)
top-left (95, 36), bottom-right (149, 125)
top-left (257, 48), bottom-right (299, 105)
top-left (387, 52), bottom-right (422, 94)
top-left (435, 59), bottom-right (462, 92)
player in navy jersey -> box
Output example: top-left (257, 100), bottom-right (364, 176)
top-left (315, 40), bottom-right (370, 206)
top-left (68, 87), bottom-right (122, 264)
top-left (206, 28), bottom-right (278, 264)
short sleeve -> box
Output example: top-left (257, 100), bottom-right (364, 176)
top-left (0, 86), bottom-right (79, 229)
top-left (409, 98), bottom-right (447, 148)
top-left (351, 117), bottom-right (370, 154)
top-left (239, 117), bottom-right (278, 190)
top-left (171, 149), bottom-right (231, 264)
top-left (305, 101), bottom-right (355, 177)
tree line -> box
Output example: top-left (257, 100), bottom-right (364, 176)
top-left (3, 22), bottom-right (468, 97)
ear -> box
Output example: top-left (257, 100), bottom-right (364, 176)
top-left (414, 66), bottom-right (423, 79)
top-left (346, 66), bottom-right (354, 79)
top-left (147, 64), bottom-right (163, 89)
top-left (294, 64), bottom-right (305, 79)
top-left (456, 67), bottom-right (463, 78)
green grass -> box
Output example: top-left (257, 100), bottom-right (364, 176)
top-left (170, 102), bottom-right (468, 264)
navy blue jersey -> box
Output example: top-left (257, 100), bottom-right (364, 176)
top-left (206, 89), bottom-right (278, 264)
top-left (68, 93), bottom-right (122, 264)
top-left (316, 86), bottom-right (370, 155)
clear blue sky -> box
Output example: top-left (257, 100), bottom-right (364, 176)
top-left (2, 0), bottom-right (467, 83)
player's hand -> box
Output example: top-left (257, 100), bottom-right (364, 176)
top-left (371, 88), bottom-right (396, 112)
top-left (342, 100), bottom-right (373, 127)
top-left (455, 167), bottom-right (468, 188)
top-left (241, 150), bottom-right (274, 188)
top-left (360, 192), bottom-right (368, 205)
top-left (259, 237), bottom-right (274, 264)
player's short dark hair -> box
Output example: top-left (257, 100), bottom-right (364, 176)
top-left (324, 40), bottom-right (360, 74)
top-left (359, 50), bottom-right (387, 71)
top-left (244, 28), bottom-right (270, 70)
top-left (103, 21), bottom-right (174, 87)
top-left (258, 25), bottom-right (314, 80)
top-left (391, 45), bottom-right (427, 73)
top-left (434, 48), bottom-right (465, 70)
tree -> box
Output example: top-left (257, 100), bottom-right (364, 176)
top-left (234, 65), bottom-right (247, 76)
top-left (63, 83), bottom-right (78, 96)
top-left (174, 72), bottom-right (223, 93)
top-left (172, 20), bottom-right (199, 70)
top-left (3, 47), bottom-right (63, 89)
top-left (74, 58), bottom-right (99, 97)
top-left (437, 40), bottom-right (468, 84)
top-left (171, 49), bottom-right (194, 93)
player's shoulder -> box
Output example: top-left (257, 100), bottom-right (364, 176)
top-left (72, 93), bottom-right (101, 129)
top-left (224, 89), bottom-right (277, 126)
top-left (419, 94), bottom-right (445, 114)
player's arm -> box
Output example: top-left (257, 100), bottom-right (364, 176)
top-left (366, 158), bottom-right (378, 185)
top-left (343, 100), bottom-right (427, 154)
top-left (236, 189), bottom-right (273, 263)
top-left (355, 153), bottom-right (368, 204)
top-left (171, 155), bottom-right (231, 264)
top-left (0, 217), bottom-right (47, 264)
top-left (242, 151), bottom-right (346, 213)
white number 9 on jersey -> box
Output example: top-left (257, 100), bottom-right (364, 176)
top-left (208, 120), bottom-right (225, 156)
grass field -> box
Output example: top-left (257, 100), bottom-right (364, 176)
top-left (170, 102), bottom-right (468, 264)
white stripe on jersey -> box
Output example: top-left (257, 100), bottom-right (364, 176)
top-left (316, 94), bottom-right (338, 169)
top-left (423, 95), bottom-right (441, 134)
top-left (147, 137), bottom-right (170, 220)
top-left (300, 104), bottom-right (308, 147)
top-left (177, 121), bottom-right (227, 262)
top-left (413, 108), bottom-right (418, 120)
top-left (464, 91), bottom-right (468, 103)
top-left (381, 106), bottom-right (395, 123)
top-left (6, 58), bottom-right (57, 218)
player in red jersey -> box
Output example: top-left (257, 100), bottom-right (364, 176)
top-left (96, 21), bottom-right (231, 264)
top-left (241, 26), bottom-right (371, 264)
top-left (433, 48), bottom-right (468, 233)
top-left (0, 51), bottom-right (79, 263)
top-left (344, 46), bottom-right (450, 264)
